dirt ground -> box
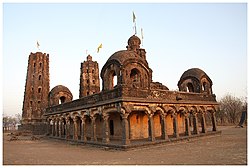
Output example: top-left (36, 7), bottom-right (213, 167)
top-left (3, 126), bottom-right (247, 165)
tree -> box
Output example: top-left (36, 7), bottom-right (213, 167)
top-left (219, 94), bottom-right (243, 124)
top-left (3, 113), bottom-right (22, 131)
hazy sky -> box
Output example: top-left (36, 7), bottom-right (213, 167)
top-left (3, 3), bottom-right (247, 116)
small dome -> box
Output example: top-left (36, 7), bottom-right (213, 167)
top-left (49, 85), bottom-right (73, 106)
top-left (50, 85), bottom-right (72, 95)
top-left (179, 68), bottom-right (212, 84)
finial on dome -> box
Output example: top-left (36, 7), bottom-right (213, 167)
top-left (127, 35), bottom-right (141, 52)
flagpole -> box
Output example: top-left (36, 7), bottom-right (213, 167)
top-left (141, 28), bottom-right (143, 46)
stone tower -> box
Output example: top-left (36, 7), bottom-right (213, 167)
top-left (22, 52), bottom-right (50, 128)
top-left (79, 55), bottom-right (100, 98)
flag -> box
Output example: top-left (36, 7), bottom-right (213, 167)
top-left (133, 11), bottom-right (136, 23)
top-left (37, 41), bottom-right (40, 50)
top-left (97, 43), bottom-right (102, 53)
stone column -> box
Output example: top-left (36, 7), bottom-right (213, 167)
top-left (102, 114), bottom-right (110, 144)
top-left (52, 119), bottom-right (55, 136)
top-left (81, 116), bottom-right (87, 142)
top-left (66, 118), bottom-right (70, 140)
top-left (90, 116), bottom-right (97, 141)
top-left (161, 114), bottom-right (168, 140)
top-left (173, 114), bottom-right (179, 138)
top-left (211, 111), bottom-right (217, 131)
top-left (121, 113), bottom-right (130, 145)
top-left (148, 114), bottom-right (155, 141)
top-left (46, 118), bottom-right (51, 136)
top-left (73, 117), bottom-right (79, 140)
top-left (61, 120), bottom-right (65, 138)
top-left (201, 112), bottom-right (207, 133)
top-left (193, 113), bottom-right (199, 135)
top-left (185, 114), bottom-right (191, 136)
top-left (58, 118), bottom-right (62, 138)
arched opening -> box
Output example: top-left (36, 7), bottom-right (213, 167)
top-left (109, 120), bottom-right (114, 136)
top-left (130, 68), bottom-right (140, 82)
top-left (202, 82), bottom-right (208, 93)
top-left (153, 111), bottom-right (162, 138)
top-left (177, 113), bottom-right (185, 134)
top-left (95, 114), bottom-right (103, 140)
top-left (187, 83), bottom-right (194, 92)
top-left (109, 112), bottom-right (122, 140)
top-left (129, 111), bottom-right (148, 139)
top-left (85, 116), bottom-right (92, 140)
top-left (165, 113), bottom-right (174, 136)
top-left (59, 96), bottom-right (66, 104)
top-left (112, 72), bottom-right (118, 88)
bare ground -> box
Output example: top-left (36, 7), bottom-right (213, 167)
top-left (3, 126), bottom-right (247, 165)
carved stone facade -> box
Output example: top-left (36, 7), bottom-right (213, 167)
top-left (43, 35), bottom-right (219, 148)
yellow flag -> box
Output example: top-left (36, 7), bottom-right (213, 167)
top-left (133, 11), bottom-right (136, 23)
top-left (97, 43), bottom-right (102, 53)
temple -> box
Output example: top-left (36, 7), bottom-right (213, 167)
top-left (21, 35), bottom-right (220, 149)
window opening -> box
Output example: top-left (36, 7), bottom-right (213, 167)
top-left (59, 96), bottom-right (66, 104)
top-left (187, 83), bottom-right (194, 92)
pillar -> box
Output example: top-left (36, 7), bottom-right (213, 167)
top-left (59, 118), bottom-right (62, 138)
top-left (148, 114), bottom-right (155, 141)
top-left (66, 118), bottom-right (70, 140)
top-left (81, 116), bottom-right (87, 141)
top-left (121, 113), bottom-right (130, 145)
top-left (73, 117), bottom-right (79, 140)
top-left (193, 113), bottom-right (199, 135)
top-left (102, 114), bottom-right (110, 144)
top-left (185, 114), bottom-right (191, 136)
top-left (211, 111), bottom-right (217, 131)
top-left (52, 118), bottom-right (55, 136)
top-left (90, 116), bottom-right (97, 141)
top-left (173, 114), bottom-right (179, 138)
top-left (201, 112), bottom-right (207, 133)
top-left (161, 114), bottom-right (168, 140)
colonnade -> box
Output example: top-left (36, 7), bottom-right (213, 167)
top-left (46, 105), bottom-right (218, 145)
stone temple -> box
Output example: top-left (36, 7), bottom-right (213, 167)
top-left (21, 35), bottom-right (220, 149)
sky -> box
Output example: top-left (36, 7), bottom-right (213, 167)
top-left (2, 2), bottom-right (247, 116)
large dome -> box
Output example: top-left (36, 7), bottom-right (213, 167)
top-left (106, 50), bottom-right (147, 66)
